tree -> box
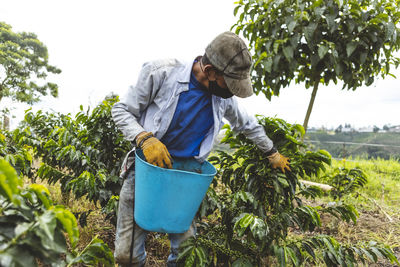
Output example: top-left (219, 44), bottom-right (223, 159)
top-left (335, 124), bottom-right (343, 133)
top-left (232, 0), bottom-right (400, 132)
top-left (0, 22), bottom-right (61, 104)
top-left (383, 124), bottom-right (390, 131)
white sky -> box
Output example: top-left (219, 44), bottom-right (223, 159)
top-left (1, 0), bottom-right (400, 130)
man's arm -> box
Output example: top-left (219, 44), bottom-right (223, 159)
top-left (224, 98), bottom-right (290, 173)
top-left (223, 97), bottom-right (274, 152)
top-left (112, 62), bottom-right (161, 143)
top-left (112, 61), bottom-right (172, 168)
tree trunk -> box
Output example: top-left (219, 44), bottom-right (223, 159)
top-left (303, 81), bottom-right (319, 133)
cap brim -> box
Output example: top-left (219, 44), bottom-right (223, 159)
top-left (224, 75), bottom-right (253, 98)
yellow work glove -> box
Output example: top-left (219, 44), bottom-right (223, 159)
top-left (136, 132), bottom-right (173, 169)
top-left (267, 151), bottom-right (291, 173)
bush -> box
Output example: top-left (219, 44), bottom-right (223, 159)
top-left (15, 96), bottom-right (130, 223)
top-left (177, 117), bottom-right (399, 266)
top-left (0, 159), bottom-right (115, 266)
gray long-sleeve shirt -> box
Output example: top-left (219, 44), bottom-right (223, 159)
top-left (112, 58), bottom-right (274, 162)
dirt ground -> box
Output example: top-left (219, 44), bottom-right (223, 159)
top-left (90, 205), bottom-right (399, 267)
top-left (319, 210), bottom-right (400, 267)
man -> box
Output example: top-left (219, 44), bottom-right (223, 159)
top-left (112, 31), bottom-right (290, 266)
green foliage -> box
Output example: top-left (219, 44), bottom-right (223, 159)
top-left (316, 157), bottom-right (400, 207)
top-left (16, 96), bottom-right (131, 223)
top-left (178, 117), bottom-right (399, 266)
top-left (232, 0), bottom-right (400, 99)
top-left (324, 167), bottom-right (368, 199)
top-left (0, 22), bottom-right (61, 104)
top-left (67, 236), bottom-right (114, 267)
top-left (0, 159), bottom-right (114, 266)
top-left (0, 130), bottom-right (32, 177)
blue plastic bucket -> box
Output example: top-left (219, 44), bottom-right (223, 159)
top-left (134, 149), bottom-right (217, 233)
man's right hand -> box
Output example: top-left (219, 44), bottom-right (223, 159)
top-left (136, 132), bottom-right (173, 169)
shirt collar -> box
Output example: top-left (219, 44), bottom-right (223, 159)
top-left (177, 60), bottom-right (194, 84)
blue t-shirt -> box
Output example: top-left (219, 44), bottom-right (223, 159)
top-left (160, 71), bottom-right (214, 158)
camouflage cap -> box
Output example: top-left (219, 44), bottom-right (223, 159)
top-left (205, 31), bottom-right (253, 98)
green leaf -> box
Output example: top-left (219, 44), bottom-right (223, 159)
top-left (233, 258), bottom-right (254, 267)
top-left (0, 246), bottom-right (36, 267)
top-left (274, 246), bottom-right (286, 267)
top-left (302, 241), bottom-right (316, 259)
top-left (361, 248), bottom-right (377, 262)
top-left (287, 20), bottom-right (297, 33)
top-left (273, 42), bottom-right (281, 54)
top-left (244, 164), bottom-right (256, 175)
top-left (346, 42), bottom-right (358, 57)
top-left (254, 51), bottom-right (267, 67)
top-left (250, 217), bottom-right (268, 239)
top-left (234, 5), bottom-right (241, 16)
top-left (29, 184), bottom-right (52, 209)
top-left (369, 247), bottom-right (384, 259)
top-left (334, 0), bottom-right (343, 7)
top-left (185, 249), bottom-right (196, 267)
top-left (322, 237), bottom-right (338, 258)
top-left (386, 22), bottom-right (395, 40)
top-left (304, 23), bottom-right (317, 42)
top-left (177, 246), bottom-right (195, 262)
top-left (195, 246), bottom-right (208, 266)
top-left (239, 213), bottom-right (254, 228)
top-left (51, 206), bottom-right (79, 248)
top-left (67, 237), bottom-right (114, 266)
top-left (318, 149), bottom-right (332, 164)
top-left (14, 222), bottom-right (33, 237)
top-left (263, 57), bottom-right (273, 73)
top-left (278, 177), bottom-right (289, 188)
top-left (283, 46), bottom-right (294, 61)
top-left (318, 45), bottom-right (329, 59)
top-left (292, 124), bottom-right (305, 137)
top-left (37, 210), bottom-right (57, 241)
top-left (285, 246), bottom-right (299, 266)
top-left (326, 13), bottom-right (337, 32)
top-left (0, 159), bottom-right (22, 205)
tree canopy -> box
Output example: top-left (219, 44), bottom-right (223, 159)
top-left (0, 22), bottom-right (61, 105)
top-left (233, 0), bottom-right (400, 130)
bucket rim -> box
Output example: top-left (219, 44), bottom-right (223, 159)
top-left (135, 149), bottom-right (217, 176)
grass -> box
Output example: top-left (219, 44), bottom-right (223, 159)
top-left (303, 157), bottom-right (400, 265)
top-left (314, 157), bottom-right (400, 207)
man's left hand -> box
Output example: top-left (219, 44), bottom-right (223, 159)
top-left (267, 152), bottom-right (291, 173)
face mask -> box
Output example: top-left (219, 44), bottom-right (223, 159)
top-left (208, 80), bottom-right (233, 99)
top-left (200, 58), bottom-right (234, 99)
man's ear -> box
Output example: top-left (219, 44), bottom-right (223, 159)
top-left (204, 65), bottom-right (217, 80)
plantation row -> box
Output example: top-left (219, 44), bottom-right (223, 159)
top-left (0, 96), bottom-right (398, 266)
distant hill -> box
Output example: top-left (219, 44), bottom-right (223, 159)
top-left (212, 128), bottom-right (400, 160)
top-left (305, 131), bottom-right (400, 160)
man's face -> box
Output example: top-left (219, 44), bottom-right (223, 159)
top-left (215, 72), bottom-right (228, 90)
top-left (201, 63), bottom-right (233, 98)
top-left (204, 65), bottom-right (228, 89)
